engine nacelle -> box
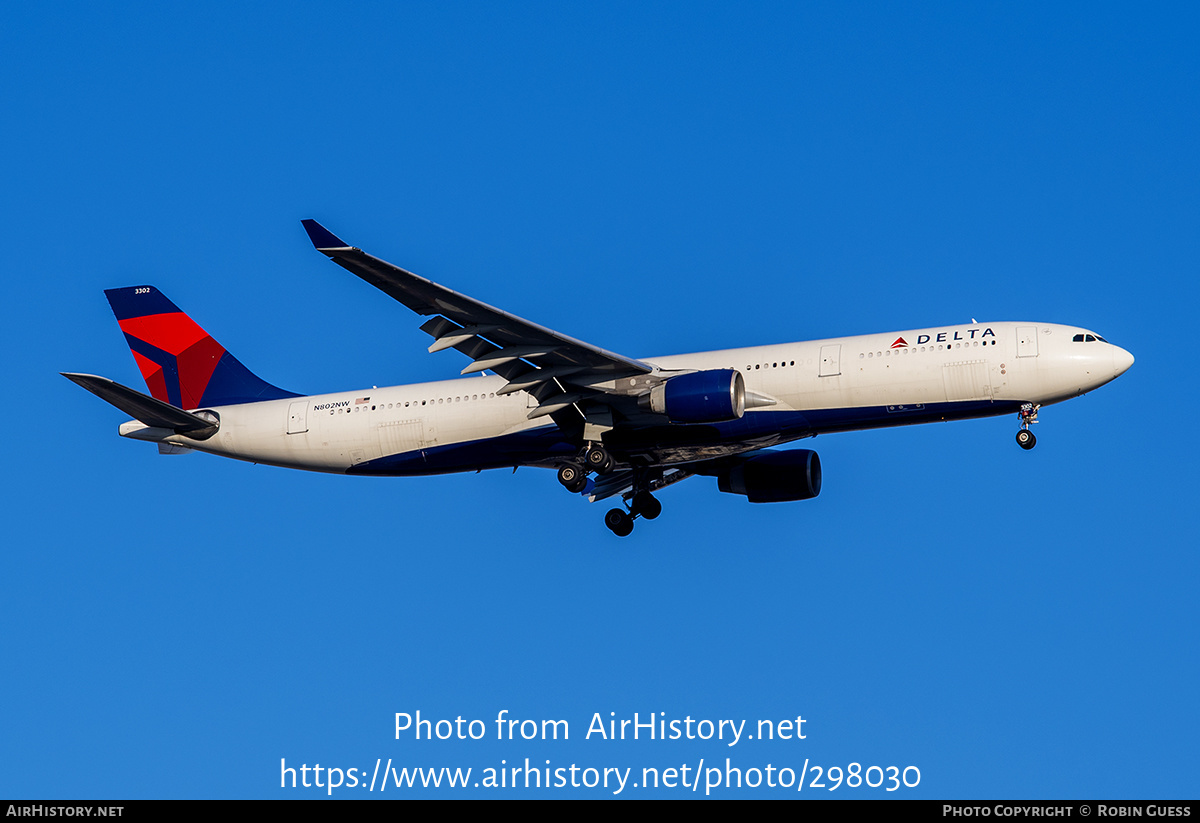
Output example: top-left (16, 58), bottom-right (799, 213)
top-left (646, 369), bottom-right (745, 423)
top-left (717, 449), bottom-right (822, 503)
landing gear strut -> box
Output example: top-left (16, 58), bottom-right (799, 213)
top-left (1016, 403), bottom-right (1039, 450)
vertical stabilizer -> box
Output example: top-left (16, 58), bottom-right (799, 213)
top-left (105, 286), bottom-right (297, 409)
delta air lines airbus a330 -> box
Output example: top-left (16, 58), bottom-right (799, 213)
top-left (65, 221), bottom-right (1134, 536)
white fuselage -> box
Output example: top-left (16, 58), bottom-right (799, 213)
top-left (122, 321), bottom-right (1133, 474)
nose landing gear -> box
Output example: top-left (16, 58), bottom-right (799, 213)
top-left (1016, 403), bottom-right (1039, 450)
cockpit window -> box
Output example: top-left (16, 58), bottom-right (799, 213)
top-left (1072, 333), bottom-right (1108, 343)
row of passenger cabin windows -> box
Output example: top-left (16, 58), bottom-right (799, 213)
top-left (740, 361), bottom-right (796, 370)
top-left (1072, 334), bottom-right (1107, 342)
top-left (859, 340), bottom-right (998, 359)
top-left (332, 393), bottom-right (499, 414)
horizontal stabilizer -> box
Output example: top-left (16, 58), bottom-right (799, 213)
top-left (61, 373), bottom-right (218, 434)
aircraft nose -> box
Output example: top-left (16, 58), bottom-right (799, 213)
top-left (1113, 345), bottom-right (1135, 377)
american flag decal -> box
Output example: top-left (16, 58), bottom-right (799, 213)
top-left (356, 396), bottom-right (371, 404)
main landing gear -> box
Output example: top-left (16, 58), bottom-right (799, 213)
top-left (556, 444), bottom-right (615, 494)
top-left (556, 443), bottom-right (614, 496)
top-left (604, 482), bottom-right (663, 538)
top-left (584, 444), bottom-right (614, 474)
top-left (604, 508), bottom-right (634, 537)
top-left (1016, 403), bottom-right (1039, 450)
top-left (556, 463), bottom-right (588, 493)
top-left (556, 446), bottom-right (664, 537)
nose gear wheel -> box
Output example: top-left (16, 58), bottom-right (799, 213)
top-left (1016, 403), bottom-right (1040, 450)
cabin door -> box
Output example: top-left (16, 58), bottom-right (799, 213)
top-left (286, 401), bottom-right (309, 434)
top-left (819, 345), bottom-right (841, 377)
top-left (1017, 326), bottom-right (1039, 358)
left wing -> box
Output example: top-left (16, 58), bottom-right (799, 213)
top-left (301, 220), bottom-right (662, 427)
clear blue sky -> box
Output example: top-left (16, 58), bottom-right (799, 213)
top-left (2, 1), bottom-right (1196, 798)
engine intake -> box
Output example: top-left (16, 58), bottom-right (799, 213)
top-left (646, 369), bottom-right (745, 424)
top-left (717, 449), bottom-right (822, 503)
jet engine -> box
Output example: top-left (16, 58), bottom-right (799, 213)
top-left (716, 449), bottom-right (822, 503)
top-left (644, 369), bottom-right (745, 423)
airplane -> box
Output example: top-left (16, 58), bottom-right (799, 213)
top-left (64, 220), bottom-right (1135, 536)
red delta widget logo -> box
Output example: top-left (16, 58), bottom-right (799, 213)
top-left (893, 328), bottom-right (997, 349)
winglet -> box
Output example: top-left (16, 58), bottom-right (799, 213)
top-left (301, 219), bottom-right (352, 250)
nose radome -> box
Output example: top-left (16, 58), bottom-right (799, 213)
top-left (1113, 346), bottom-right (1135, 377)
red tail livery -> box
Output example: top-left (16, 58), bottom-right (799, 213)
top-left (105, 286), bottom-right (296, 409)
